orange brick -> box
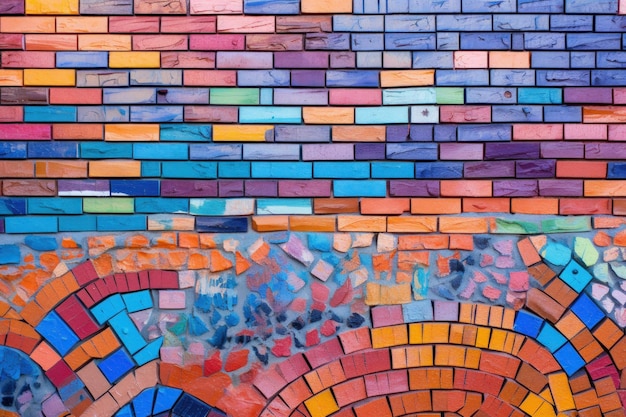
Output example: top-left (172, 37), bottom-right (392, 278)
top-left (303, 107), bottom-right (354, 124)
top-left (555, 311), bottom-right (586, 339)
top-left (463, 198), bottom-right (509, 213)
top-left (585, 180), bottom-right (626, 197)
top-left (517, 238), bottom-right (541, 266)
top-left (489, 51), bottom-right (530, 68)
top-left (0, 161), bottom-right (34, 178)
top-left (78, 34), bottom-right (132, 51)
top-left (387, 216), bottom-right (437, 233)
top-left (353, 397), bottom-right (392, 417)
top-left (105, 124), bottom-right (160, 141)
top-left (56, 16), bottom-right (108, 33)
top-left (449, 234), bottom-right (473, 251)
top-left (337, 215), bottom-right (386, 232)
top-left (398, 235), bottom-right (449, 250)
top-left (511, 198), bottom-right (559, 215)
top-left (89, 161), bottom-right (141, 177)
top-left (544, 278), bottom-right (577, 308)
top-left (1, 17), bottom-right (55, 33)
top-left (332, 378), bottom-right (366, 407)
top-left (36, 161), bottom-right (88, 178)
top-left (583, 106), bottom-right (626, 123)
top-left (440, 181), bottom-right (492, 197)
top-left (332, 126), bottom-right (385, 142)
top-left (379, 70), bottom-right (434, 87)
top-left (439, 217), bottom-right (488, 233)
top-left (53, 124), bottom-right (103, 140)
top-left (361, 198), bottom-right (409, 215)
top-left (513, 123), bottom-right (563, 140)
top-left (251, 215), bottom-right (289, 232)
top-left (25, 34), bottom-right (77, 51)
top-left (411, 198), bottom-right (461, 214)
top-left (454, 51), bottom-right (488, 68)
top-left (289, 216), bottom-right (335, 232)
top-left (593, 319), bottom-right (623, 349)
top-left (560, 198), bottom-right (611, 215)
top-left (301, 0), bottom-right (352, 13)
top-left (557, 161), bottom-right (607, 178)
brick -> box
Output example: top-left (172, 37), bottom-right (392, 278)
top-left (24, 69), bottom-right (75, 86)
top-left (135, 0), bottom-right (187, 13)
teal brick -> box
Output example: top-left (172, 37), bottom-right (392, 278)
top-left (28, 198), bottom-right (83, 215)
top-left (537, 323), bottom-right (567, 353)
top-left (109, 311), bottom-right (147, 354)
top-left (190, 198), bottom-right (254, 216)
top-left (5, 216), bottom-right (57, 233)
top-left (334, 180), bottom-right (386, 197)
top-left (257, 198), bottom-right (312, 214)
top-left (24, 106), bottom-right (77, 123)
top-left (260, 88), bottom-right (273, 104)
top-left (239, 106), bottom-right (302, 124)
top-left (141, 162), bottom-right (161, 177)
top-left (91, 294), bottom-right (125, 325)
top-left (122, 290), bottom-right (153, 313)
top-left (314, 162), bottom-right (370, 179)
top-left (382, 88), bottom-right (435, 105)
top-left (161, 162), bottom-right (217, 178)
top-left (133, 337), bottom-right (163, 366)
top-left (133, 143), bottom-right (188, 160)
top-left (97, 215), bottom-right (147, 231)
top-left (135, 198), bottom-right (189, 213)
top-left (372, 162), bottom-right (414, 178)
top-left (218, 162), bottom-right (251, 178)
top-left (518, 88), bottom-right (562, 104)
top-left (210, 88), bottom-right (259, 105)
top-left (559, 260), bottom-right (592, 293)
top-left (355, 106), bottom-right (409, 124)
top-left (436, 87), bottom-right (465, 104)
top-left (252, 162), bottom-right (312, 178)
top-left (59, 215), bottom-right (97, 232)
top-left (160, 124), bottom-right (212, 142)
top-left (81, 143), bottom-right (133, 159)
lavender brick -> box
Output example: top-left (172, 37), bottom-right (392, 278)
top-left (291, 70), bottom-right (326, 87)
top-left (437, 33), bottom-right (459, 50)
top-left (567, 33), bottom-right (621, 50)
top-left (243, 144), bottom-right (300, 160)
top-left (466, 88), bottom-right (517, 104)
top-left (333, 15), bottom-right (384, 32)
top-left (352, 34), bottom-right (385, 51)
top-left (387, 143), bottom-right (438, 160)
top-left (274, 89), bottom-right (328, 105)
top-left (564, 88), bottom-right (612, 103)
top-left (355, 143), bottom-right (386, 160)
top-left (306, 33), bottom-right (351, 50)
top-left (434, 125), bottom-right (457, 142)
top-left (464, 161), bottom-right (515, 178)
top-left (130, 106), bottom-right (183, 123)
top-left (161, 180), bottom-right (218, 197)
top-left (494, 180), bottom-right (538, 197)
top-left (385, 15), bottom-right (435, 32)
top-left (330, 52), bottom-right (356, 68)
top-left (77, 106), bottom-right (130, 123)
top-left (440, 143), bottom-right (483, 160)
top-left (389, 180), bottom-right (439, 197)
top-left (491, 70), bottom-right (536, 86)
top-left (302, 144), bottom-right (354, 160)
top-left (539, 180), bottom-right (583, 196)
top-left (566, 0), bottom-right (617, 13)
top-left (385, 33), bottom-right (436, 50)
top-left (492, 106), bottom-right (543, 122)
top-left (80, 0), bottom-right (132, 14)
top-left (516, 160), bottom-right (556, 178)
top-left (410, 0), bottom-right (460, 13)
top-left (494, 15), bottom-right (549, 31)
top-left (0, 0), bottom-right (24, 13)
top-left (518, 0), bottom-right (563, 12)
top-left (103, 88), bottom-right (156, 104)
top-left (544, 105), bottom-right (581, 122)
top-left (279, 180), bottom-right (331, 197)
top-left (462, 0), bottom-right (515, 12)
top-left (190, 144), bottom-right (242, 160)
top-left (245, 180), bottom-right (278, 197)
top-left (437, 15), bottom-right (492, 31)
top-left (274, 126), bottom-right (331, 142)
top-left (387, 125), bottom-right (433, 142)
top-left (485, 143), bottom-right (540, 160)
top-left (541, 142), bottom-right (584, 158)
top-left (415, 162), bottom-right (463, 179)
top-left (531, 51), bottom-right (569, 68)
top-left (571, 52), bottom-right (595, 68)
top-left (412, 52), bottom-right (453, 69)
top-left (537, 70), bottom-right (590, 86)
top-left (58, 180), bottom-right (110, 197)
top-left (586, 143), bottom-right (626, 159)
top-left (327, 70), bottom-right (379, 87)
top-left (458, 125), bottom-right (511, 142)
top-left (237, 70), bottom-right (291, 87)
top-left (595, 16), bottom-right (626, 32)
top-left (157, 88), bottom-right (209, 104)
top-left (274, 52), bottom-right (329, 68)
top-left (77, 71), bottom-right (129, 88)
top-left (219, 180), bottom-right (244, 197)
top-left (597, 52), bottom-right (626, 68)
top-left (356, 51), bottom-right (382, 68)
top-left (436, 70), bottom-right (489, 86)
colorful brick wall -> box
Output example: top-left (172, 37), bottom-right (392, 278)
top-left (4, 0), bottom-right (626, 416)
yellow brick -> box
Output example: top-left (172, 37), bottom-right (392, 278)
top-left (379, 283), bottom-right (412, 305)
top-left (301, 0), bottom-right (352, 13)
top-left (1, 17), bottom-right (55, 33)
top-left (57, 17), bottom-right (108, 33)
top-left (304, 389), bottom-right (339, 417)
top-left (475, 327), bottom-right (491, 348)
top-left (535, 402), bottom-right (557, 417)
top-left (381, 70), bottom-right (435, 87)
top-left (489, 328), bottom-right (507, 351)
top-left (434, 345), bottom-right (465, 367)
top-left (540, 388), bottom-right (554, 405)
top-left (519, 392), bottom-right (545, 415)
top-left (549, 372), bottom-right (576, 412)
top-left (371, 325), bottom-right (408, 349)
top-left (474, 304), bottom-right (490, 325)
top-left (79, 35), bottom-right (132, 51)
top-left (422, 323), bottom-right (449, 344)
top-left (0, 70), bottom-right (23, 86)
top-left (303, 107), bottom-right (354, 124)
top-left (408, 323), bottom-right (423, 345)
top-left (105, 124), bottom-right (159, 142)
top-left (502, 332), bottom-right (517, 354)
top-left (89, 161), bottom-right (141, 178)
top-left (465, 347), bottom-right (481, 369)
top-left (26, 0), bottom-right (78, 14)
top-left (109, 52), bottom-right (160, 68)
top-left (24, 69), bottom-right (75, 86)
top-left (213, 125), bottom-right (274, 142)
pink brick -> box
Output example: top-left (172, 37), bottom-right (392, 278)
top-left (371, 305), bottom-right (404, 328)
top-left (216, 51), bottom-right (272, 69)
top-left (454, 51), bottom-right (488, 68)
top-left (615, 88), bottom-right (626, 104)
top-left (608, 124), bottom-right (626, 141)
top-left (564, 123), bottom-right (607, 140)
top-left (190, 0), bottom-right (242, 14)
top-left (278, 180), bottom-right (331, 197)
top-left (133, 35), bottom-right (188, 51)
top-left (109, 16), bottom-right (160, 33)
top-left (275, 52), bottom-right (329, 68)
top-left (184, 70), bottom-right (236, 86)
top-left (513, 124), bottom-right (563, 140)
top-left (329, 89), bottom-right (382, 105)
top-left (50, 88), bottom-right (102, 105)
top-left (158, 290), bottom-right (186, 309)
top-left (217, 16), bottom-right (274, 33)
top-left (0, 34), bottom-right (24, 50)
top-left (185, 106), bottom-right (239, 122)
top-left (161, 16), bottom-right (217, 33)
top-left (190, 35), bottom-right (245, 50)
top-left (440, 143), bottom-right (484, 160)
top-left (1, 51), bottom-right (55, 68)
top-left (0, 124), bottom-right (51, 140)
top-left (0, 106), bottom-right (23, 122)
top-left (440, 105), bottom-right (491, 123)
top-left (161, 51), bottom-right (215, 69)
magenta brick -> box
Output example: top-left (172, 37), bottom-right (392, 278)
top-left (0, 124), bottom-right (51, 140)
top-left (0, 0), bottom-right (24, 14)
top-left (216, 51), bottom-right (273, 69)
top-left (161, 16), bottom-right (217, 33)
top-left (608, 125), bottom-right (626, 141)
top-left (586, 143), bottom-right (626, 159)
top-left (190, 34), bottom-right (245, 50)
top-left (161, 180), bottom-right (217, 197)
top-left (0, 34), bottom-right (24, 50)
top-left (564, 87), bottom-right (613, 104)
top-left (539, 179), bottom-right (583, 196)
top-left (278, 180), bottom-right (331, 197)
top-left (72, 261), bottom-right (99, 287)
top-left (219, 180), bottom-right (244, 197)
top-left (109, 16), bottom-right (160, 33)
top-left (302, 144), bottom-right (354, 161)
top-left (493, 180), bottom-right (538, 197)
top-left (274, 52), bottom-right (329, 68)
top-left (389, 180), bottom-right (439, 197)
top-left (440, 143), bottom-right (483, 160)
top-left (162, 51), bottom-right (216, 69)
top-left (541, 142), bottom-right (584, 158)
top-left (245, 180), bottom-right (278, 197)
top-left (2, 52), bottom-right (55, 68)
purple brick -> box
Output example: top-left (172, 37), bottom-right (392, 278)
top-left (279, 180), bottom-right (331, 197)
top-left (58, 180), bottom-right (109, 196)
top-left (440, 143), bottom-right (483, 160)
top-left (274, 52), bottom-right (329, 68)
top-left (493, 180), bottom-right (538, 197)
top-left (330, 52), bottom-right (356, 68)
top-left (464, 161), bottom-right (515, 178)
top-left (0, 0), bottom-right (24, 13)
top-left (161, 180), bottom-right (218, 197)
top-left (485, 143), bottom-right (540, 160)
top-left (389, 180), bottom-right (439, 197)
top-left (539, 180), bottom-right (583, 197)
top-left (516, 160), bottom-right (556, 178)
top-left (275, 126), bottom-right (331, 142)
top-left (245, 180), bottom-right (278, 197)
top-left (0, 219), bottom-right (4, 234)
top-left (291, 70), bottom-right (326, 87)
top-left (386, 125), bottom-right (433, 142)
top-left (586, 143), bottom-right (626, 159)
top-left (303, 144), bottom-right (354, 161)
top-left (541, 142), bottom-right (584, 158)
top-left (564, 87), bottom-right (613, 104)
top-left (355, 143), bottom-right (385, 160)
top-left (219, 180), bottom-right (244, 197)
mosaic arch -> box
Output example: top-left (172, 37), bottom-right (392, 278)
top-left (5, 0), bottom-right (626, 415)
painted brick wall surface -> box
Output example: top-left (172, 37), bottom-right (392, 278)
top-left (3, 0), bottom-right (626, 416)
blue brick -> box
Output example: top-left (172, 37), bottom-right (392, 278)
top-left (306, 33), bottom-right (351, 50)
top-left (592, 70), bottom-right (626, 86)
top-left (518, 88), bottom-right (562, 104)
top-left (24, 236), bottom-right (58, 251)
top-left (357, 52), bottom-right (382, 68)
top-left (131, 106), bottom-right (183, 123)
top-left (237, 70), bottom-right (290, 87)
top-left (28, 142), bottom-right (78, 159)
top-left (97, 215), bottom-right (147, 231)
top-left (327, 70), bottom-right (379, 87)
top-left (385, 33), bottom-right (435, 50)
top-left (462, 0), bottom-right (515, 12)
top-left (494, 14), bottom-right (549, 31)
top-left (160, 124), bottom-right (211, 142)
top-left (190, 144), bottom-right (242, 160)
top-left (218, 162), bottom-right (251, 178)
top-left (550, 15), bottom-right (593, 31)
top-left (412, 52), bottom-right (453, 69)
top-left (77, 106), bottom-right (129, 122)
top-left (436, 70), bottom-right (489, 86)
top-left (109, 310), bottom-right (147, 355)
top-left (81, 142), bottom-right (132, 159)
top-left (172, 393), bottom-right (213, 417)
top-left (275, 126), bottom-right (331, 142)
top-left (161, 162), bottom-right (217, 178)
top-left (434, 125), bottom-right (457, 142)
top-left (28, 198), bottom-right (83, 214)
top-left (458, 124), bottom-right (512, 141)
top-left (537, 323), bottom-right (567, 353)
top-left (531, 51), bottom-right (569, 68)
top-left (5, 216), bottom-right (57, 233)
top-left (554, 343), bottom-right (585, 376)
top-left (56, 52), bottom-right (108, 68)
top-left (257, 198), bottom-right (312, 214)
top-left (116, 405), bottom-right (133, 417)
top-left (36, 311), bottom-right (79, 355)
top-left (415, 162), bottom-right (463, 178)
top-left (356, 106), bottom-right (409, 124)
top-left (513, 310), bottom-right (543, 338)
top-left (608, 163), bottom-right (626, 179)
top-left (130, 70), bottom-right (182, 86)
top-left (98, 348), bottom-right (135, 383)
top-left (135, 198), bottom-right (188, 213)
top-left (560, 260), bottom-right (592, 293)
top-left (153, 387), bottom-right (183, 415)
top-left (133, 143), bottom-right (188, 160)
top-left (492, 105), bottom-right (543, 122)
top-left (524, 33), bottom-right (565, 50)
top-left (0, 143), bottom-right (27, 159)
top-left (333, 180), bottom-right (386, 197)
top-left (59, 215), bottom-right (97, 232)
top-left (436, 33), bottom-right (459, 50)
top-left (157, 88), bottom-right (209, 104)
top-left (544, 106), bottom-right (582, 122)
top-left (130, 387), bottom-right (155, 417)
top-left (597, 52), bottom-right (626, 68)
top-left (571, 293), bottom-right (604, 329)
top-left (567, 33), bottom-right (621, 50)
top-left (0, 198), bottom-right (26, 215)
top-left (409, 0), bottom-right (460, 12)
top-left (596, 16), bottom-right (626, 32)
top-left (243, 144), bottom-right (300, 160)
top-left (566, 0), bottom-right (617, 13)
top-left (260, 88), bottom-right (273, 104)
top-left (111, 180), bottom-right (159, 197)
top-left (314, 162), bottom-right (370, 179)
top-left (252, 162), bottom-right (312, 178)
top-left (77, 70), bottom-right (129, 87)
top-left (466, 88), bottom-right (517, 104)
top-left (385, 15), bottom-right (434, 32)
top-left (437, 15), bottom-right (491, 31)
top-left (371, 162), bottom-right (414, 178)
top-left (142, 162), bottom-right (161, 177)
top-left (387, 125), bottom-right (433, 142)
top-left (243, 0), bottom-right (299, 14)
top-left (402, 300), bottom-right (433, 323)
top-left (239, 106), bottom-right (302, 124)
top-left (571, 52), bottom-right (595, 68)
top-left (518, 0), bottom-right (563, 12)
top-left (91, 294), bottom-right (125, 325)
top-left (0, 245), bottom-right (20, 265)
top-left (387, 0), bottom-right (409, 12)
top-left (122, 290), bottom-right (153, 313)
top-left (387, 143), bottom-right (438, 160)
top-left (103, 88), bottom-right (156, 104)
top-left (24, 106), bottom-right (76, 123)
top-left (351, 34), bottom-right (384, 51)
top-left (383, 88), bottom-right (435, 105)
top-left (333, 15), bottom-right (384, 32)
top-left (511, 33), bottom-right (524, 50)
top-left (461, 33), bottom-right (511, 50)
top-left (491, 70), bottom-right (536, 86)
top-left (196, 217), bottom-right (248, 233)
top-left (538, 70), bottom-right (590, 86)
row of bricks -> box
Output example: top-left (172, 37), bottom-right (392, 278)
top-left (3, 0), bottom-right (623, 16)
